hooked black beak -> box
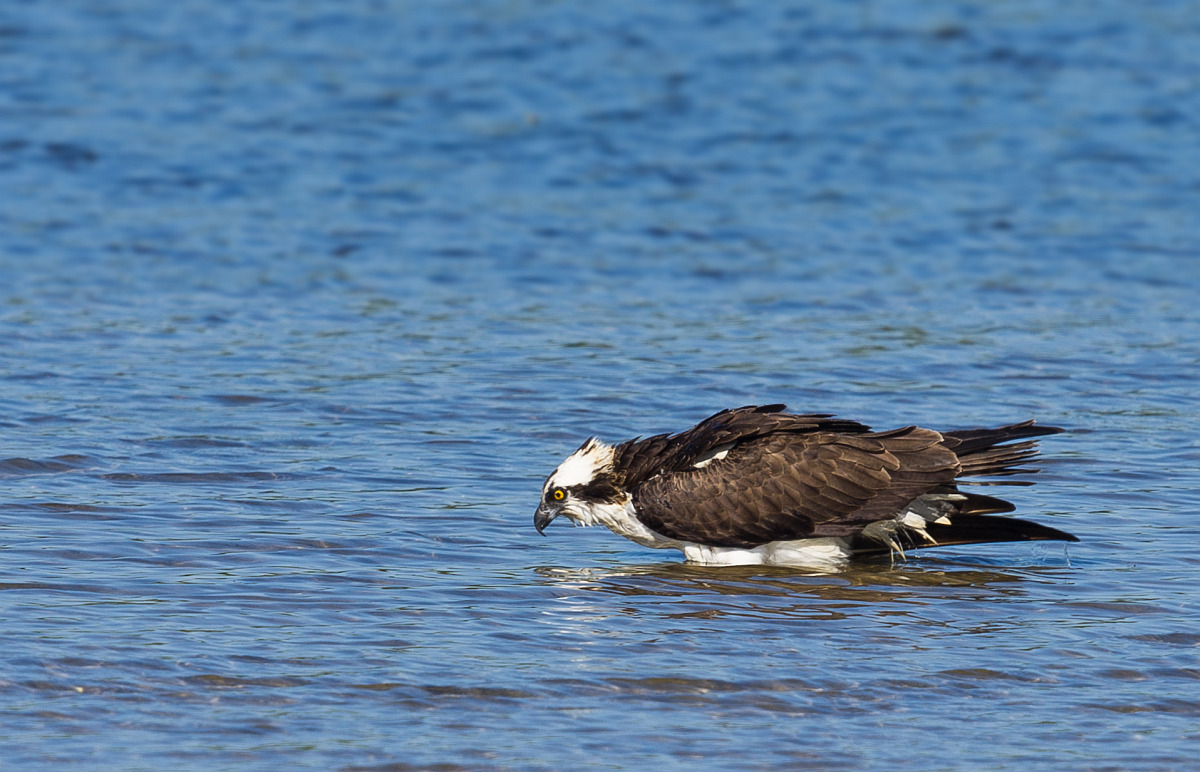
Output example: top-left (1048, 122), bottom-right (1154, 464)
top-left (534, 503), bottom-right (560, 536)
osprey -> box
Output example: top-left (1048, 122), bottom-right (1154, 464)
top-left (534, 405), bottom-right (1076, 569)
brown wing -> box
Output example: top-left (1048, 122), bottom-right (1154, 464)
top-left (631, 427), bottom-right (960, 548)
top-left (614, 405), bottom-right (872, 487)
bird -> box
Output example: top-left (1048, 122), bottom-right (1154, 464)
top-left (534, 404), bottom-right (1076, 569)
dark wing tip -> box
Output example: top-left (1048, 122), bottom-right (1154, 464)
top-left (924, 516), bottom-right (1079, 546)
top-left (1018, 420), bottom-right (1066, 436)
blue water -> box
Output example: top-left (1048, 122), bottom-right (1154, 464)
top-left (3, 1), bottom-right (1199, 769)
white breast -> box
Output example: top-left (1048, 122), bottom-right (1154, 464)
top-left (572, 498), bottom-right (685, 550)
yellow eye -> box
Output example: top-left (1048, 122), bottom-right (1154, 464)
top-left (553, 488), bottom-right (565, 501)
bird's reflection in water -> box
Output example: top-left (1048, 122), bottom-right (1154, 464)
top-left (533, 554), bottom-right (1073, 617)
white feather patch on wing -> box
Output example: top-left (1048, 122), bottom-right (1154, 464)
top-left (691, 442), bottom-right (735, 469)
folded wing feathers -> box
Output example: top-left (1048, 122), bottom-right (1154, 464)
top-left (632, 428), bottom-right (953, 547)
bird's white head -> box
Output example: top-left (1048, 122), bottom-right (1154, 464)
top-left (534, 437), bottom-right (623, 533)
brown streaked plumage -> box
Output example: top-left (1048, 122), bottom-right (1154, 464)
top-left (534, 405), bottom-right (1077, 568)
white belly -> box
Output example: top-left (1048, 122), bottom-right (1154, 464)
top-left (680, 538), bottom-right (853, 570)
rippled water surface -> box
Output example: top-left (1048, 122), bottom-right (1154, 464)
top-left (3, 1), bottom-right (1199, 769)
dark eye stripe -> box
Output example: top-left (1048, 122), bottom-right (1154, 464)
top-left (578, 476), bottom-right (621, 502)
